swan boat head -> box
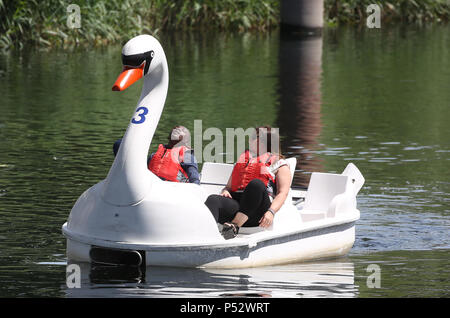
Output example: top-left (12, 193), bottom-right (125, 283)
top-left (101, 35), bottom-right (170, 206)
top-left (64, 35), bottom-right (224, 249)
top-left (112, 35), bottom-right (159, 92)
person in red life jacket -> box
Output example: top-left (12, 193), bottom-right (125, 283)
top-left (205, 126), bottom-right (292, 239)
top-left (148, 125), bottom-right (200, 184)
top-left (113, 126), bottom-right (200, 184)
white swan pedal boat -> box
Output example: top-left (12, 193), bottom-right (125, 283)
top-left (62, 35), bottom-right (365, 269)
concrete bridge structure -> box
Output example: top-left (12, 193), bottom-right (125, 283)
top-left (280, 0), bottom-right (324, 33)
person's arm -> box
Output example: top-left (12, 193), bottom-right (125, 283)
top-left (259, 165), bottom-right (291, 228)
top-left (184, 165), bottom-right (200, 184)
top-left (147, 153), bottom-right (154, 166)
top-left (180, 150), bottom-right (200, 184)
top-left (220, 174), bottom-right (233, 198)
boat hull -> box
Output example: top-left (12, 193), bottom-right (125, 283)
top-left (63, 220), bottom-right (356, 269)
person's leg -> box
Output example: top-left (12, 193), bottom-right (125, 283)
top-left (204, 194), bottom-right (240, 224)
top-left (233, 179), bottom-right (271, 227)
top-left (226, 192), bottom-right (248, 227)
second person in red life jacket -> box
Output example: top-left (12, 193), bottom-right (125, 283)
top-left (148, 125), bottom-right (200, 184)
top-left (113, 126), bottom-right (200, 184)
top-left (204, 126), bottom-right (292, 239)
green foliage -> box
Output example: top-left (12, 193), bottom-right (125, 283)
top-left (1, 0), bottom-right (449, 50)
top-left (148, 0), bottom-right (278, 31)
top-left (325, 0), bottom-right (450, 25)
top-left (0, 0), bottom-right (154, 49)
top-left (0, 0), bottom-right (279, 50)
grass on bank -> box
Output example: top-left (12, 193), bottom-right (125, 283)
top-left (325, 0), bottom-right (450, 25)
top-left (1, 0), bottom-right (450, 50)
top-left (0, 0), bottom-right (278, 50)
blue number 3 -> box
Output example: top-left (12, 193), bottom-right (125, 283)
top-left (131, 106), bottom-right (148, 124)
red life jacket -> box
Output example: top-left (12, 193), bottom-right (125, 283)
top-left (148, 144), bottom-right (189, 182)
top-left (230, 150), bottom-right (277, 192)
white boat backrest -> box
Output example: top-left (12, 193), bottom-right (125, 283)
top-left (341, 162), bottom-right (365, 196)
top-left (200, 157), bottom-right (297, 187)
top-left (200, 162), bottom-right (234, 185)
top-left (303, 173), bottom-right (349, 212)
top-left (285, 157), bottom-right (296, 185)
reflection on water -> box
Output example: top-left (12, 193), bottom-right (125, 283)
top-left (278, 31), bottom-right (323, 188)
top-left (65, 260), bottom-right (357, 298)
top-left (63, 248), bottom-right (450, 298)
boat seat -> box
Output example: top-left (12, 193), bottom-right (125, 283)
top-left (200, 162), bottom-right (234, 185)
top-left (342, 162), bottom-right (365, 196)
top-left (200, 157), bottom-right (297, 196)
top-left (302, 170), bottom-right (360, 220)
top-left (201, 158), bottom-right (298, 233)
top-left (200, 162), bottom-right (234, 197)
top-left (303, 173), bottom-right (349, 212)
top-left (285, 157), bottom-right (296, 184)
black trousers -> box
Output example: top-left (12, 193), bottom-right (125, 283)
top-left (205, 179), bottom-right (271, 227)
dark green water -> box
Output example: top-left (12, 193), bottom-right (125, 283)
top-left (0, 25), bottom-right (449, 297)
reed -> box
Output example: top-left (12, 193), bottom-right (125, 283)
top-left (0, 0), bottom-right (279, 50)
top-left (1, 0), bottom-right (449, 50)
top-left (0, 0), bottom-right (154, 49)
top-left (325, 0), bottom-right (450, 25)
top-left (148, 0), bottom-right (279, 31)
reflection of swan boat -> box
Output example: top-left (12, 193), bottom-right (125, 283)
top-left (65, 260), bottom-right (357, 297)
top-left (61, 35), bottom-right (365, 269)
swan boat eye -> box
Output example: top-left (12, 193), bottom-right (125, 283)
top-left (122, 50), bottom-right (154, 75)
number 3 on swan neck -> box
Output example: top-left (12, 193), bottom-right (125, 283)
top-left (131, 106), bottom-right (149, 124)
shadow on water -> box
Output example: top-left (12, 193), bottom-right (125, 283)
top-left (64, 260), bottom-right (358, 298)
top-left (277, 30), bottom-right (324, 188)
